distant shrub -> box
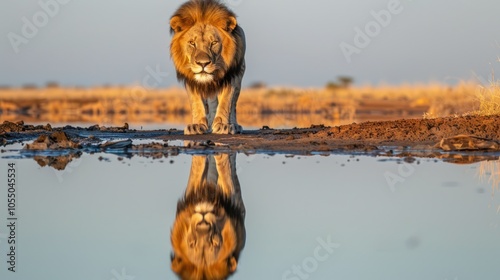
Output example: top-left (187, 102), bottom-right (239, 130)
top-left (325, 82), bottom-right (342, 90)
top-left (22, 84), bottom-right (38, 89)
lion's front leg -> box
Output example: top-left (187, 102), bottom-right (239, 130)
top-left (214, 153), bottom-right (245, 213)
top-left (185, 87), bottom-right (208, 135)
top-left (185, 155), bottom-right (208, 194)
top-left (212, 79), bottom-right (243, 135)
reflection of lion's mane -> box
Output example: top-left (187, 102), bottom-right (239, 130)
top-left (171, 160), bottom-right (246, 280)
top-left (170, 0), bottom-right (245, 97)
top-left (176, 185), bottom-right (243, 221)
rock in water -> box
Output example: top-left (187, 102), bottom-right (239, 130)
top-left (437, 135), bottom-right (500, 151)
top-left (25, 132), bottom-right (81, 150)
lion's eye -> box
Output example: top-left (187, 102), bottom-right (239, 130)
top-left (211, 41), bottom-right (218, 46)
top-left (188, 41), bottom-right (196, 46)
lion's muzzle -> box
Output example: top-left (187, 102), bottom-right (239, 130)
top-left (193, 52), bottom-right (213, 73)
top-left (192, 52), bottom-right (216, 83)
top-left (196, 219), bottom-right (211, 234)
top-left (195, 52), bottom-right (212, 69)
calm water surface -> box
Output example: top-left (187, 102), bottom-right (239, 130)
top-left (1, 144), bottom-right (499, 280)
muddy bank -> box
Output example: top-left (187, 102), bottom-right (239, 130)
top-left (321, 115), bottom-right (500, 142)
top-left (2, 115), bottom-right (500, 166)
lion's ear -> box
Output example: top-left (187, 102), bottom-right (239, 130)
top-left (171, 256), bottom-right (183, 273)
top-left (216, 16), bottom-right (237, 32)
top-left (170, 16), bottom-right (182, 33)
top-left (226, 16), bottom-right (237, 32)
top-left (170, 16), bottom-right (192, 33)
top-left (228, 257), bottom-right (238, 273)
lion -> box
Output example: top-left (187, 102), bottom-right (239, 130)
top-left (171, 153), bottom-right (246, 280)
top-left (170, 0), bottom-right (246, 135)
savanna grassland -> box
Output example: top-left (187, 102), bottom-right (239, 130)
top-left (0, 81), bottom-right (493, 129)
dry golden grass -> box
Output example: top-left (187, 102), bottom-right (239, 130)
top-left (475, 78), bottom-right (500, 116)
top-left (355, 82), bottom-right (478, 119)
top-left (474, 57), bottom-right (500, 116)
top-left (0, 82), bottom-right (484, 127)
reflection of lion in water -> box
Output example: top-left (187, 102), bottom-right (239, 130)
top-left (171, 153), bottom-right (246, 279)
top-left (170, 0), bottom-right (246, 135)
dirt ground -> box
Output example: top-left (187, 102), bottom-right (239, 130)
top-left (2, 115), bottom-right (500, 165)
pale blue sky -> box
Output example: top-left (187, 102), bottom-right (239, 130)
top-left (1, 0), bottom-right (499, 88)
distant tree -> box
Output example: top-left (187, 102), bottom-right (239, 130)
top-left (46, 81), bottom-right (60, 88)
top-left (326, 76), bottom-right (354, 90)
top-left (338, 76), bottom-right (354, 88)
top-left (248, 81), bottom-right (267, 89)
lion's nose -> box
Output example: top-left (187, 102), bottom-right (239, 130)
top-left (196, 60), bottom-right (211, 69)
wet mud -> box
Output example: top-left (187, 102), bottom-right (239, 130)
top-left (2, 115), bottom-right (500, 169)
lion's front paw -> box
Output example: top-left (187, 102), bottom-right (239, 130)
top-left (212, 123), bottom-right (242, 135)
top-left (184, 124), bottom-right (208, 135)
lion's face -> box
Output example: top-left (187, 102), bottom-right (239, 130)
top-left (183, 24), bottom-right (226, 83)
top-left (171, 200), bottom-right (242, 279)
top-left (170, 11), bottom-right (238, 87)
top-left (180, 202), bottom-right (234, 265)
